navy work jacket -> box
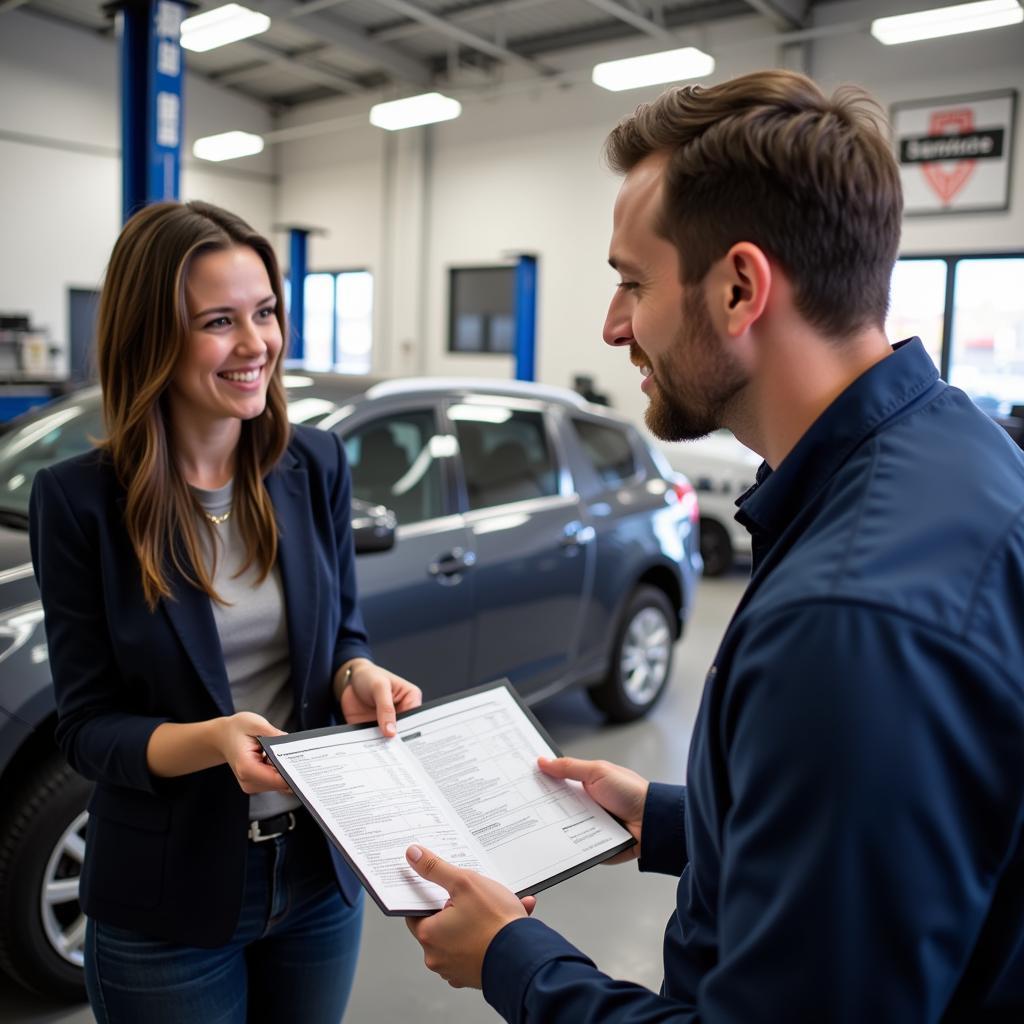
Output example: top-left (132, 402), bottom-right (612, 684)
top-left (30, 425), bottom-right (371, 946)
top-left (483, 339), bottom-right (1024, 1022)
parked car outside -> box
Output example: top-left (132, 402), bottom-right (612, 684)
top-left (656, 430), bottom-right (761, 577)
top-left (0, 373), bottom-right (700, 1000)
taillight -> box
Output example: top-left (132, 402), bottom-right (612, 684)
top-left (669, 477), bottom-right (699, 523)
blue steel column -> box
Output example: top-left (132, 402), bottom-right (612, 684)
top-left (288, 229), bottom-right (310, 362)
top-left (113, 0), bottom-right (187, 222)
top-left (514, 254), bottom-right (538, 382)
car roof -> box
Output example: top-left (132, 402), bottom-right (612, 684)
top-left (25, 374), bottom-right (633, 428)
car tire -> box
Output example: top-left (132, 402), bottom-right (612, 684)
top-left (588, 585), bottom-right (676, 723)
top-left (0, 752), bottom-right (91, 1001)
top-left (699, 517), bottom-right (733, 577)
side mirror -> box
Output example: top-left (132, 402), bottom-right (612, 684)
top-left (351, 498), bottom-right (397, 554)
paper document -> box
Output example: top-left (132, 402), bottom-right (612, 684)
top-left (261, 681), bottom-right (636, 915)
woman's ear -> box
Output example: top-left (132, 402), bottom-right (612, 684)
top-left (707, 243), bottom-right (772, 338)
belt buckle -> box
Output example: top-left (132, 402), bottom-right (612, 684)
top-left (248, 811), bottom-right (296, 843)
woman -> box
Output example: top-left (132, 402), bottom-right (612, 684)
top-left (29, 200), bottom-right (420, 1022)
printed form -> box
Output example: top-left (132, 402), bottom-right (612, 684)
top-left (263, 684), bottom-right (634, 915)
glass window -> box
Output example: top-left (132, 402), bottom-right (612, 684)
top-left (887, 259), bottom-right (947, 370)
top-left (286, 270), bottom-right (374, 374)
top-left (949, 258), bottom-right (1024, 416)
top-left (342, 411), bottom-right (444, 526)
top-left (0, 396), bottom-right (103, 518)
top-left (448, 268), bottom-right (516, 354)
top-left (450, 405), bottom-right (558, 509)
top-left (303, 273), bottom-right (335, 371)
top-left (336, 271), bottom-right (373, 375)
top-left (572, 419), bottom-right (637, 486)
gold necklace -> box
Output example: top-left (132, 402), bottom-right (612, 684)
top-left (204, 509), bottom-right (231, 526)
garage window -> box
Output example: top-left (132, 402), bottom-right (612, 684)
top-left (887, 253), bottom-right (1024, 415)
top-left (287, 270), bottom-right (373, 374)
top-left (448, 267), bottom-right (515, 354)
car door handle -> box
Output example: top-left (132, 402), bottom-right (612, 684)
top-left (560, 522), bottom-right (596, 547)
top-left (428, 547), bottom-right (477, 578)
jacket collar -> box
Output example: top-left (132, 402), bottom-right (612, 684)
top-left (735, 338), bottom-right (942, 546)
top-left (161, 443), bottom-right (321, 715)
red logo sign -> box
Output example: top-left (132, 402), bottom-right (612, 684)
top-left (922, 108), bottom-right (976, 205)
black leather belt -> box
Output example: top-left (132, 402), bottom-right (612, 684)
top-left (248, 810), bottom-right (299, 843)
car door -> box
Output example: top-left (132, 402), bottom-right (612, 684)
top-left (337, 403), bottom-right (475, 699)
top-left (445, 396), bottom-right (593, 699)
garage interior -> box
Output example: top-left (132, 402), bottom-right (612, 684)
top-left (0, 0), bottom-right (1022, 1021)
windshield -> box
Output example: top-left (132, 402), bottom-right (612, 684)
top-left (0, 385), bottom-right (351, 526)
top-left (0, 392), bottom-right (104, 524)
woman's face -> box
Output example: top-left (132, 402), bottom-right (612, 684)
top-left (169, 245), bottom-right (283, 429)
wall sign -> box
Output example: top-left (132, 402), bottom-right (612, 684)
top-left (891, 90), bottom-right (1016, 215)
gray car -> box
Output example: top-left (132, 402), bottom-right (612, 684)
top-left (0, 372), bottom-right (700, 1000)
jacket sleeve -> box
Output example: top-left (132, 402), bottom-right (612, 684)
top-left (482, 601), bottom-right (1021, 1023)
top-left (327, 431), bottom-right (373, 676)
top-left (483, 919), bottom-right (693, 1023)
top-left (30, 465), bottom-right (168, 793)
top-left (638, 782), bottom-right (688, 876)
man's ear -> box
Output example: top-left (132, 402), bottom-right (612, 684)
top-left (707, 243), bottom-right (772, 338)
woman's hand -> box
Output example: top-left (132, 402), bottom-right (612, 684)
top-left (336, 658), bottom-right (422, 736)
top-left (215, 712), bottom-right (291, 795)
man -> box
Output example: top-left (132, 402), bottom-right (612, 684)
top-left (405, 69), bottom-right (1024, 1022)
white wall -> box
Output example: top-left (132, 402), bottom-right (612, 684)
top-left (814, 0), bottom-right (1024, 254)
top-left (273, 1), bottom-right (1024, 420)
top-left (3, 3), bottom-right (1022, 405)
top-left (0, 9), bottom-right (276, 358)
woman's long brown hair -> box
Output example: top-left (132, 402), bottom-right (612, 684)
top-left (95, 200), bottom-right (290, 610)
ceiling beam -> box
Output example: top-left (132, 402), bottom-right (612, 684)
top-left (370, 0), bottom-right (557, 76)
top-left (580, 0), bottom-right (674, 42)
top-left (252, 0), bottom-right (432, 86)
top-left (740, 0), bottom-right (807, 30)
top-left (373, 0), bottom-right (549, 44)
top-left (506, 0), bottom-right (750, 59)
top-left (213, 41), bottom-right (362, 94)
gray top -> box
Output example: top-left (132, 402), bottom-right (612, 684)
top-left (192, 479), bottom-right (301, 821)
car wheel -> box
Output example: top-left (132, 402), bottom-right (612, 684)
top-left (0, 752), bottom-right (91, 1001)
top-left (588, 585), bottom-right (675, 723)
top-left (699, 518), bottom-right (733, 577)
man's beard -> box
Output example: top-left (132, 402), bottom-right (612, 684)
top-left (643, 287), bottom-right (746, 442)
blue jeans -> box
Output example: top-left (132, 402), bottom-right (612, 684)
top-left (85, 814), bottom-right (364, 1023)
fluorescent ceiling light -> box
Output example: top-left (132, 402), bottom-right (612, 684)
top-left (592, 46), bottom-right (715, 92)
top-left (369, 93), bottom-right (462, 131)
top-left (193, 130), bottom-right (264, 162)
top-left (180, 4), bottom-right (271, 53)
top-left (871, 0), bottom-right (1022, 44)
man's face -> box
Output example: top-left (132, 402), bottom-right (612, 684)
top-left (603, 153), bottom-right (746, 441)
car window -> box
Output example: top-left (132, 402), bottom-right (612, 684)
top-left (571, 419), bottom-right (638, 486)
top-left (0, 397), bottom-right (103, 519)
top-left (342, 410), bottom-right (444, 526)
top-left (450, 405), bottom-right (558, 510)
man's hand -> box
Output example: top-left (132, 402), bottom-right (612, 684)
top-left (404, 845), bottom-right (537, 989)
top-left (336, 659), bottom-right (422, 736)
top-left (539, 756), bottom-right (648, 862)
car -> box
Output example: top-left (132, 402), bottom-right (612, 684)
top-left (0, 372), bottom-right (700, 1000)
top-left (656, 430), bottom-right (761, 577)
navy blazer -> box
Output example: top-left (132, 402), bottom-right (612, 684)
top-left (30, 425), bottom-right (371, 946)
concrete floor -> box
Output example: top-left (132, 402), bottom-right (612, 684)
top-left (0, 573), bottom-right (748, 1024)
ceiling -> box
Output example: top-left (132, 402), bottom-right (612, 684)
top-left (8, 0), bottom-right (817, 109)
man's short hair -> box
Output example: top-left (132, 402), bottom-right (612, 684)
top-left (605, 70), bottom-right (902, 339)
